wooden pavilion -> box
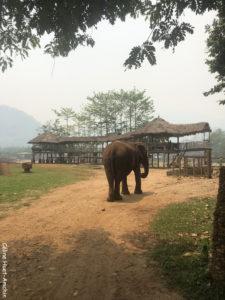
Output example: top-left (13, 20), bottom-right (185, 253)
top-left (28, 117), bottom-right (212, 177)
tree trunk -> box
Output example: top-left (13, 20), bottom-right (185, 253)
top-left (210, 166), bottom-right (225, 281)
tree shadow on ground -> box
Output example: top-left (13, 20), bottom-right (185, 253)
top-left (123, 231), bottom-right (225, 300)
top-left (6, 229), bottom-right (175, 300)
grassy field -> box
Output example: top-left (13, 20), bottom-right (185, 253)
top-left (149, 197), bottom-right (225, 299)
top-left (0, 163), bottom-right (93, 217)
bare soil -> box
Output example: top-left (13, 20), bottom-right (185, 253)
top-left (0, 168), bottom-right (218, 300)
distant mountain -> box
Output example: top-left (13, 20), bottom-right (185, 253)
top-left (0, 105), bottom-right (41, 147)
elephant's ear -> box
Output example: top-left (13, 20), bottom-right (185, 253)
top-left (135, 142), bottom-right (145, 151)
top-left (135, 143), bottom-right (147, 157)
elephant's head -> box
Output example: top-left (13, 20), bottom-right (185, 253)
top-left (135, 143), bottom-right (149, 178)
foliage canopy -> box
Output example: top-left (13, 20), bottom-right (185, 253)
top-left (0, 0), bottom-right (224, 71)
top-left (204, 9), bottom-right (225, 104)
top-left (41, 89), bottom-right (155, 136)
top-left (210, 128), bottom-right (225, 158)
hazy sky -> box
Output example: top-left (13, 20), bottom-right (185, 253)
top-left (1, 10), bottom-right (224, 130)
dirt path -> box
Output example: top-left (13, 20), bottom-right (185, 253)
top-left (0, 169), bottom-right (218, 300)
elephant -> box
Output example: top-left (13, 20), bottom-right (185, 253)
top-left (103, 141), bottom-right (149, 202)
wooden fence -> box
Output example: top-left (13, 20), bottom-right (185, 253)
top-left (169, 150), bottom-right (212, 178)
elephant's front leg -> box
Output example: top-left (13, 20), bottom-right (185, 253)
top-left (121, 176), bottom-right (130, 195)
top-left (114, 177), bottom-right (123, 200)
top-left (134, 168), bottom-right (143, 194)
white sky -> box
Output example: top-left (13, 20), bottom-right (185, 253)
top-left (0, 11), bottom-right (224, 130)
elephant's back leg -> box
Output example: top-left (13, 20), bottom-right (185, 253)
top-left (103, 160), bottom-right (115, 201)
top-left (114, 176), bottom-right (123, 200)
top-left (122, 176), bottom-right (130, 195)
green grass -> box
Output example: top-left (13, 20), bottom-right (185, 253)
top-left (149, 197), bottom-right (225, 300)
top-left (0, 164), bottom-right (92, 215)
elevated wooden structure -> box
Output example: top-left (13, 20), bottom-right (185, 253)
top-left (28, 118), bottom-right (212, 177)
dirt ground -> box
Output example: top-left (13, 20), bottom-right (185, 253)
top-left (0, 167), bottom-right (219, 300)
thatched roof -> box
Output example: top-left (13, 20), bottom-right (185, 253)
top-left (110, 132), bottom-right (134, 141)
top-left (132, 117), bottom-right (211, 138)
top-left (28, 118), bottom-right (211, 144)
top-left (59, 136), bottom-right (106, 143)
top-left (28, 132), bottom-right (133, 144)
top-left (28, 132), bottom-right (61, 144)
top-left (28, 133), bottom-right (103, 144)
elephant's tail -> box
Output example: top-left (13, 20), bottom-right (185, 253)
top-left (109, 148), bottom-right (117, 183)
top-left (110, 156), bottom-right (116, 178)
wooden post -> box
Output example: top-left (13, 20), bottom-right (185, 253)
top-left (193, 158), bottom-right (195, 176)
top-left (163, 152), bottom-right (165, 168)
top-left (201, 158), bottom-right (204, 176)
top-left (204, 150), bottom-right (207, 165)
top-left (177, 136), bottom-right (180, 150)
top-left (172, 156), bottom-right (174, 173)
top-left (197, 158), bottom-right (200, 176)
top-left (151, 153), bottom-right (154, 168)
top-left (167, 153), bottom-right (170, 168)
top-left (157, 153), bottom-right (159, 168)
top-left (179, 155), bottom-right (181, 176)
top-left (32, 151), bottom-right (35, 163)
top-left (207, 149), bottom-right (212, 178)
top-left (184, 157), bottom-right (188, 176)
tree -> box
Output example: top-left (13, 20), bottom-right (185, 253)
top-left (0, 1), bottom-right (224, 72)
top-left (123, 89), bottom-right (154, 132)
top-left (41, 118), bottom-right (67, 136)
top-left (204, 12), bottom-right (225, 104)
top-left (210, 166), bottom-right (225, 281)
top-left (81, 89), bottom-right (154, 135)
top-left (210, 129), bottom-right (225, 158)
top-left (40, 107), bottom-right (76, 136)
top-left (52, 107), bottom-right (76, 136)
top-left (40, 89), bottom-right (155, 137)
top-left (73, 112), bottom-right (93, 136)
top-left (85, 92), bottom-right (118, 136)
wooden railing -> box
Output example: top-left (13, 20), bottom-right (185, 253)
top-left (179, 141), bottom-right (210, 150)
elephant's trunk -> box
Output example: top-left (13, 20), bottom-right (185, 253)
top-left (141, 157), bottom-right (149, 178)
